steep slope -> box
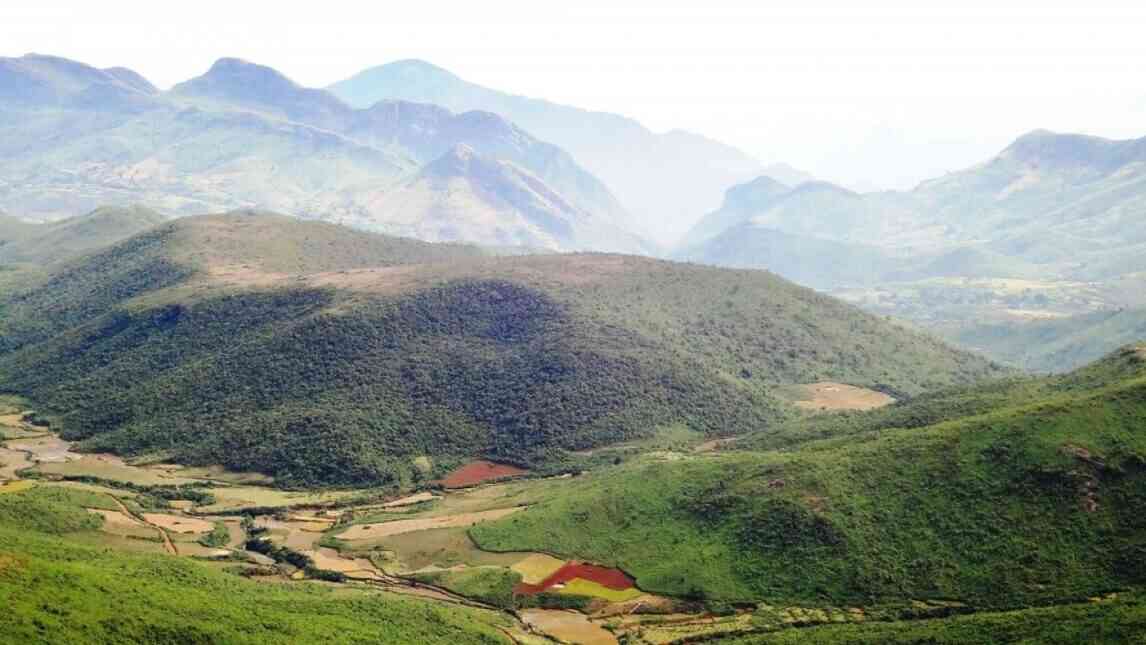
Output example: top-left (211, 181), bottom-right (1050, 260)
top-left (686, 130), bottom-right (1146, 363)
top-left (688, 130), bottom-right (1146, 281)
top-left (677, 223), bottom-right (896, 289)
top-left (0, 213), bottom-right (1000, 487)
top-left (955, 307), bottom-right (1146, 372)
top-left (328, 59), bottom-right (784, 244)
top-left (0, 55), bottom-right (643, 253)
top-left (348, 145), bottom-right (649, 253)
top-left (0, 205), bottom-right (166, 265)
top-left (473, 345), bottom-right (1146, 609)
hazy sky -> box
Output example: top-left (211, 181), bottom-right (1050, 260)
top-left (5, 0), bottom-right (1146, 190)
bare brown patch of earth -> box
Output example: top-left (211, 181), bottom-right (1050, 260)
top-left (792, 382), bottom-right (895, 412)
top-left (0, 447), bottom-right (32, 480)
top-left (141, 513), bottom-right (214, 534)
top-left (519, 609), bottom-right (617, 645)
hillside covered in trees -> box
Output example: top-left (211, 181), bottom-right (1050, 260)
top-left (0, 211), bottom-right (1003, 486)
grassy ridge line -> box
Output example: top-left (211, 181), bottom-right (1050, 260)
top-left (472, 349), bottom-right (1146, 607)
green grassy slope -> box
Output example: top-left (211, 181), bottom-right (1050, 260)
top-left (0, 485), bottom-right (511, 644)
top-left (0, 212), bottom-right (1002, 486)
top-left (0, 205), bottom-right (167, 266)
top-left (472, 345), bottom-right (1146, 608)
top-left (955, 307), bottom-right (1146, 373)
top-left (725, 594), bottom-right (1146, 644)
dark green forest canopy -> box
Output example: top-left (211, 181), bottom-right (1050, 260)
top-left (0, 212), bottom-right (1004, 486)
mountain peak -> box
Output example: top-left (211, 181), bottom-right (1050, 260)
top-left (180, 57), bottom-right (302, 94)
top-left (423, 143), bottom-right (482, 177)
top-left (723, 175), bottom-right (791, 211)
top-left (380, 58), bottom-right (457, 78)
top-left (999, 129), bottom-right (1138, 170)
top-left (172, 57), bottom-right (350, 128)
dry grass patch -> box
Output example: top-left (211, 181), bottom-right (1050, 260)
top-left (195, 485), bottom-right (356, 513)
top-left (0, 480), bottom-right (35, 495)
top-left (306, 547), bottom-right (386, 580)
top-left (382, 491), bottom-right (440, 508)
top-left (89, 509), bottom-right (159, 540)
top-left (0, 449), bottom-right (33, 480)
top-left (5, 435), bottom-right (72, 463)
top-left (141, 513), bottom-right (215, 534)
top-left (519, 609), bottom-right (617, 645)
top-left (338, 507), bottom-right (526, 541)
top-left (510, 553), bottom-right (566, 585)
top-left (36, 454), bottom-right (199, 486)
top-left (364, 526), bottom-right (526, 573)
top-left (790, 382), bottom-right (895, 412)
top-left (558, 578), bottom-right (644, 602)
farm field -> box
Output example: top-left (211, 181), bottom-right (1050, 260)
top-left (785, 382), bottom-right (896, 412)
top-left (439, 460), bottom-right (530, 488)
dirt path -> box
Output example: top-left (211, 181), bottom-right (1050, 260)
top-left (111, 496), bottom-right (178, 555)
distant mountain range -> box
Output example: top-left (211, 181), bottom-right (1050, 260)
top-left (329, 59), bottom-right (812, 244)
top-left (0, 54), bottom-right (650, 254)
top-left (676, 129), bottom-right (1146, 370)
top-left (0, 205), bottom-right (165, 265)
top-left (679, 129), bottom-right (1146, 286)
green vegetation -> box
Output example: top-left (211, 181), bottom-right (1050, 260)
top-left (472, 345), bottom-right (1146, 609)
top-left (955, 306), bottom-right (1146, 373)
top-left (413, 567), bottom-right (522, 609)
top-left (197, 521), bottom-right (230, 548)
top-left (0, 213), bottom-right (1001, 487)
top-left (0, 486), bottom-right (109, 534)
top-left (0, 525), bottom-right (511, 643)
top-left (729, 594), bottom-right (1146, 644)
top-left (0, 206), bottom-right (167, 266)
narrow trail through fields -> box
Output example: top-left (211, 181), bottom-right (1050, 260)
top-left (111, 496), bottom-right (177, 555)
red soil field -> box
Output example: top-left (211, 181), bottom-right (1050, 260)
top-left (514, 562), bottom-right (636, 595)
top-left (439, 460), bottom-right (528, 488)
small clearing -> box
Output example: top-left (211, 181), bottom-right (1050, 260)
top-left (141, 514), bottom-right (215, 534)
top-left (5, 435), bottom-right (73, 463)
top-left (306, 547), bottom-right (386, 580)
top-left (440, 461), bottom-right (529, 489)
top-left (89, 509), bottom-right (160, 540)
top-left (339, 507), bottom-right (526, 541)
top-left (791, 382), bottom-right (895, 412)
top-left (382, 491), bottom-right (440, 508)
top-left (519, 609), bottom-right (617, 645)
top-left (0, 447), bottom-right (33, 480)
top-left (36, 454), bottom-right (198, 486)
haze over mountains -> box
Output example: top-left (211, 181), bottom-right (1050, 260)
top-left (329, 59), bottom-right (811, 245)
top-left (0, 54), bottom-right (648, 254)
top-left (3, 51), bottom-right (1146, 372)
top-left (677, 129), bottom-right (1146, 370)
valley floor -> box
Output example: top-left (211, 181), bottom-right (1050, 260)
top-left (4, 389), bottom-right (1145, 644)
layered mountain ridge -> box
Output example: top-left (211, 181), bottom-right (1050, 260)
top-left (0, 53), bottom-right (647, 254)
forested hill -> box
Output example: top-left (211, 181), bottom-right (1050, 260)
top-left (0, 211), bottom-right (1004, 486)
